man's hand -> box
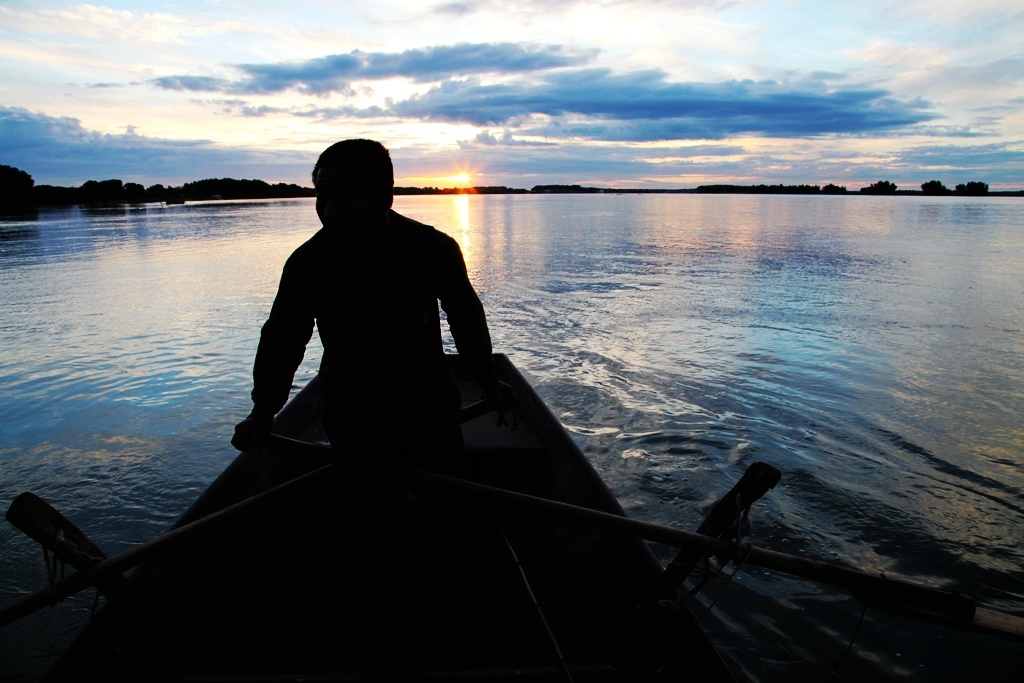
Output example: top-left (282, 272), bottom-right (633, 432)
top-left (488, 379), bottom-right (519, 414)
top-left (231, 414), bottom-right (273, 452)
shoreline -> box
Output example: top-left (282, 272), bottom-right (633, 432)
top-left (13, 185), bottom-right (1023, 209)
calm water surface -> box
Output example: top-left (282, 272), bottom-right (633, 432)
top-left (1, 195), bottom-right (1022, 681)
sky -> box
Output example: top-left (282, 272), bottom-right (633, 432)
top-left (1, 0), bottom-right (1022, 189)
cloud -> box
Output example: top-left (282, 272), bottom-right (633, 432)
top-left (463, 130), bottom-right (556, 147)
top-left (893, 143), bottom-right (1024, 172)
top-left (945, 57), bottom-right (1024, 88)
top-left (358, 42), bottom-right (595, 81)
top-left (150, 75), bottom-right (231, 92)
top-left (144, 42), bottom-right (936, 140)
top-left (240, 105), bottom-right (290, 117)
top-left (433, 2), bottom-right (476, 16)
top-left (0, 105), bottom-right (311, 186)
top-left (233, 53), bottom-right (362, 96)
top-left (294, 105), bottom-right (389, 119)
top-left (379, 69), bottom-right (937, 138)
top-left (151, 42), bottom-right (595, 96)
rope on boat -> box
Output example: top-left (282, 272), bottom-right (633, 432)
top-left (674, 498), bottom-right (750, 613)
top-left (42, 528), bottom-right (103, 618)
top-left (714, 501), bottom-right (868, 672)
top-left (43, 547), bottom-right (62, 605)
top-left (465, 407), bottom-right (568, 682)
top-left (653, 503), bottom-right (756, 676)
top-left (678, 541), bottom-right (753, 635)
top-left (770, 602), bottom-right (867, 670)
top-left (496, 521), bottom-right (574, 683)
top-left (667, 500), bottom-right (867, 674)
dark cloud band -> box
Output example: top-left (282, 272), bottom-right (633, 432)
top-left (152, 42), bottom-right (594, 96)
top-left (147, 41), bottom-right (935, 139)
top-left (359, 70), bottom-right (935, 139)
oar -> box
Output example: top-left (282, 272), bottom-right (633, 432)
top-left (264, 435), bottom-right (1024, 644)
top-left (0, 398), bottom-right (500, 628)
top-left (0, 458), bottom-right (332, 629)
top-left (4, 432), bottom-right (1024, 645)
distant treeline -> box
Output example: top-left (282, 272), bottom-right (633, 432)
top-left (400, 181), bottom-right (1001, 196)
top-left (0, 165), bottom-right (314, 208)
top-left (696, 181), bottom-right (997, 196)
top-left (854, 180), bottom-right (997, 196)
top-left (29, 177), bottom-right (314, 206)
top-left (1, 164), bottom-right (1016, 212)
top-left (697, 184), bottom-right (842, 194)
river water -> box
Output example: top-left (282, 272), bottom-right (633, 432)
top-left (1, 194), bottom-right (1022, 681)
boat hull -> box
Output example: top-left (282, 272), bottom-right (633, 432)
top-left (45, 354), bottom-right (730, 681)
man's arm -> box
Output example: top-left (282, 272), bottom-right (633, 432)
top-left (435, 234), bottom-right (517, 410)
top-left (232, 250), bottom-right (316, 451)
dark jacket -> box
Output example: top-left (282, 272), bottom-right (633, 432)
top-left (250, 210), bottom-right (496, 419)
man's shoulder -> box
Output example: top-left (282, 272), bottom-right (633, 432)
top-left (390, 211), bottom-right (458, 249)
top-left (282, 228), bottom-right (329, 269)
top-left (390, 211), bottom-right (435, 235)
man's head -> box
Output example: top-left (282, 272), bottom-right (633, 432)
top-left (313, 139), bottom-right (394, 227)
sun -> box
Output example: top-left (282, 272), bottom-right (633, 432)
top-left (445, 172), bottom-right (471, 185)
top-left (432, 171), bottom-right (471, 186)
top-left (405, 170), bottom-right (474, 188)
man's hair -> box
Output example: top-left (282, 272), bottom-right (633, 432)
top-left (312, 139), bottom-right (393, 190)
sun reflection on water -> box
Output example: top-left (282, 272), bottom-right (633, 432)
top-left (455, 193), bottom-right (471, 261)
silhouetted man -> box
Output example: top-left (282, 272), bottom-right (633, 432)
top-left (232, 139), bottom-right (514, 469)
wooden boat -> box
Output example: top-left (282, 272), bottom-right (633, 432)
top-left (39, 354), bottom-right (735, 682)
